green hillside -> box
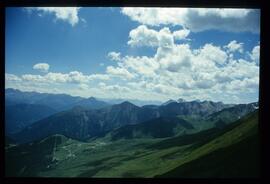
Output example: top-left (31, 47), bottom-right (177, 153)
top-left (5, 111), bottom-right (259, 178)
top-left (157, 110), bottom-right (259, 177)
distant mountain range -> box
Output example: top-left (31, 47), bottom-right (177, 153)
top-left (5, 89), bottom-right (258, 143)
top-left (7, 88), bottom-right (258, 144)
top-left (5, 88), bottom-right (110, 111)
top-left (5, 103), bottom-right (57, 134)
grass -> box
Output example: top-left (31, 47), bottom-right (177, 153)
top-left (5, 111), bottom-right (259, 178)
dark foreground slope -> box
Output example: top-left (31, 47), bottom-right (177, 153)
top-left (157, 110), bottom-right (259, 178)
top-left (5, 135), bottom-right (72, 176)
top-left (158, 134), bottom-right (259, 178)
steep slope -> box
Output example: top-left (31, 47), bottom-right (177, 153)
top-left (5, 103), bottom-right (57, 134)
top-left (12, 106), bottom-right (101, 143)
top-left (11, 99), bottom-right (255, 144)
top-left (109, 117), bottom-right (194, 140)
top-left (157, 134), bottom-right (259, 178)
top-left (156, 110), bottom-right (259, 178)
top-left (99, 101), bottom-right (142, 130)
top-left (158, 101), bottom-right (230, 117)
top-left (5, 134), bottom-right (72, 177)
top-left (206, 102), bottom-right (258, 125)
top-left (12, 102), bottom-right (155, 143)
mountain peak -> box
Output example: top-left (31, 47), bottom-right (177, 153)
top-left (162, 99), bottom-right (177, 106)
top-left (88, 97), bottom-right (97, 101)
top-left (177, 98), bottom-right (186, 103)
top-left (119, 101), bottom-right (136, 106)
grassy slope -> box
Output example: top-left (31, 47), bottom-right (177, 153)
top-left (157, 133), bottom-right (260, 178)
top-left (157, 110), bottom-right (259, 177)
top-left (5, 111), bottom-right (259, 178)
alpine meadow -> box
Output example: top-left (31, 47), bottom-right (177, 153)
top-left (5, 7), bottom-right (260, 178)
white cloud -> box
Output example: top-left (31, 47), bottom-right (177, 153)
top-left (173, 29), bottom-right (190, 40)
top-left (22, 74), bottom-right (48, 82)
top-left (157, 44), bottom-right (193, 72)
top-left (5, 74), bottom-right (22, 82)
top-left (128, 25), bottom-right (159, 47)
top-left (250, 45), bottom-right (260, 64)
top-left (21, 71), bottom-right (109, 84)
top-left (225, 40), bottom-right (244, 53)
top-left (106, 66), bottom-right (135, 79)
top-left (128, 25), bottom-right (189, 48)
top-left (121, 8), bottom-right (260, 33)
top-left (27, 7), bottom-right (81, 26)
top-left (122, 56), bottom-right (159, 76)
top-left (88, 74), bottom-right (110, 81)
top-left (101, 84), bottom-right (131, 93)
top-left (108, 52), bottom-right (121, 61)
top-left (33, 63), bottom-right (50, 73)
top-left (78, 83), bottom-right (89, 90)
top-left (198, 44), bottom-right (228, 66)
top-left (7, 8), bottom-right (260, 103)
top-left (10, 38), bottom-right (258, 103)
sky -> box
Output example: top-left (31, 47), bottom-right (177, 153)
top-left (5, 7), bottom-right (260, 104)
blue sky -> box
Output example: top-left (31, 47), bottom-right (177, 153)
top-left (5, 7), bottom-right (260, 103)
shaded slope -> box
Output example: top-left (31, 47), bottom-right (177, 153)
top-left (5, 134), bottom-right (71, 177)
top-left (156, 110), bottom-right (259, 178)
top-left (206, 102), bottom-right (258, 124)
top-left (157, 134), bottom-right (259, 178)
top-left (67, 97), bottom-right (109, 110)
top-left (109, 117), bottom-right (194, 140)
top-left (12, 102), bottom-right (154, 143)
top-left (5, 103), bottom-right (57, 134)
top-left (12, 107), bottom-right (102, 143)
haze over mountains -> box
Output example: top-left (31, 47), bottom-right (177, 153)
top-left (5, 88), bottom-right (259, 177)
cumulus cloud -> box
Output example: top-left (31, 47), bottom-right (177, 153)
top-left (121, 8), bottom-right (260, 33)
top-left (157, 44), bottom-right (193, 72)
top-left (108, 52), bottom-right (121, 61)
top-left (250, 45), bottom-right (260, 64)
top-left (105, 37), bottom-right (257, 102)
top-left (128, 25), bottom-right (159, 47)
top-left (78, 83), bottom-right (89, 90)
top-left (5, 73), bottom-right (22, 82)
top-left (122, 56), bottom-right (159, 76)
top-left (27, 7), bottom-right (81, 26)
top-left (173, 29), bottom-right (190, 40)
top-left (106, 66), bottom-right (135, 79)
top-left (128, 25), bottom-right (189, 48)
top-left (21, 71), bottom-right (109, 84)
top-left (7, 8), bottom-right (259, 103)
top-left (198, 44), bottom-right (228, 66)
top-left (9, 38), bottom-right (258, 103)
top-left (33, 63), bottom-right (50, 73)
top-left (225, 40), bottom-right (244, 53)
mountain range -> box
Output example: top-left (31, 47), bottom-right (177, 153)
top-left (5, 88), bottom-right (260, 177)
top-left (5, 110), bottom-right (259, 177)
